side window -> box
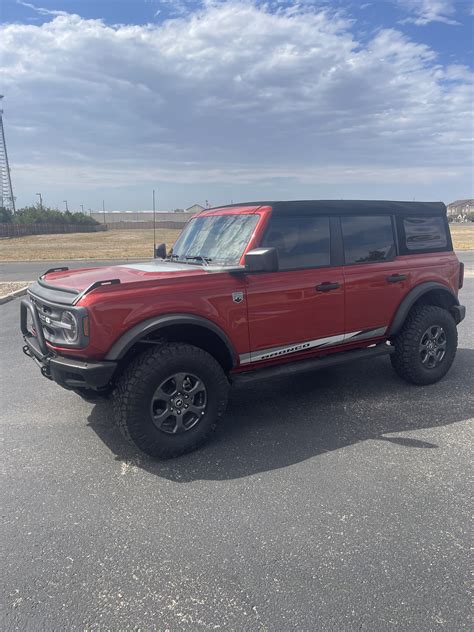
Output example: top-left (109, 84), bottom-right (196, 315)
top-left (400, 216), bottom-right (448, 252)
top-left (341, 215), bottom-right (395, 264)
top-left (262, 215), bottom-right (330, 270)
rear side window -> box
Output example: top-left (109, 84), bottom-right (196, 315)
top-left (341, 215), bottom-right (395, 264)
top-left (262, 215), bottom-right (330, 270)
top-left (400, 216), bottom-right (448, 252)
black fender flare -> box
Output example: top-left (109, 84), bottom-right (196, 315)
top-left (388, 282), bottom-right (459, 337)
top-left (105, 313), bottom-right (238, 366)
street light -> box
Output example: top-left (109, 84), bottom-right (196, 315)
top-left (153, 189), bottom-right (156, 257)
top-left (36, 193), bottom-right (43, 210)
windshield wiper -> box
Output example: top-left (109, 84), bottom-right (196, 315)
top-left (184, 255), bottom-right (212, 266)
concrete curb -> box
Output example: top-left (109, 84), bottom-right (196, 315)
top-left (0, 285), bottom-right (29, 305)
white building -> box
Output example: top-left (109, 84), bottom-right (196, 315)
top-left (446, 199), bottom-right (474, 220)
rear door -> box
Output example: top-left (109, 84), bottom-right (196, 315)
top-left (244, 214), bottom-right (345, 365)
top-left (340, 214), bottom-right (410, 341)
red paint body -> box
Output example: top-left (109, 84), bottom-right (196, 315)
top-left (43, 205), bottom-right (462, 373)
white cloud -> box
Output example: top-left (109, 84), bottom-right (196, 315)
top-left (0, 1), bottom-right (472, 207)
top-left (396, 0), bottom-right (460, 25)
top-left (16, 0), bottom-right (68, 17)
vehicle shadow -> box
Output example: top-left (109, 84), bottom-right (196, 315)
top-left (87, 348), bottom-right (474, 482)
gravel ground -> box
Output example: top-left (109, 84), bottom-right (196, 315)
top-left (0, 281), bottom-right (31, 298)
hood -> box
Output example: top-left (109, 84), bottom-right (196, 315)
top-left (43, 260), bottom-right (207, 291)
top-left (29, 260), bottom-right (209, 305)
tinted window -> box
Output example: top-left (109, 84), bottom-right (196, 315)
top-left (402, 216), bottom-right (447, 251)
top-left (262, 216), bottom-right (330, 270)
top-left (341, 215), bottom-right (394, 264)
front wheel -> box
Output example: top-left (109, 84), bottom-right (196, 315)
top-left (390, 305), bottom-right (458, 385)
top-left (113, 343), bottom-right (229, 458)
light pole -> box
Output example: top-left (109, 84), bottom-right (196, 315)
top-left (63, 200), bottom-right (69, 212)
top-left (102, 200), bottom-right (106, 224)
top-left (36, 193), bottom-right (43, 210)
top-left (153, 188), bottom-right (156, 257)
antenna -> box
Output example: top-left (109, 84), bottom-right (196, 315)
top-left (0, 96), bottom-right (16, 213)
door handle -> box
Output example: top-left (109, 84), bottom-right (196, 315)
top-left (387, 274), bottom-right (407, 283)
top-left (316, 282), bottom-right (340, 292)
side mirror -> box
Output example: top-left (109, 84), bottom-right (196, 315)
top-left (244, 247), bottom-right (279, 273)
top-left (155, 243), bottom-right (167, 259)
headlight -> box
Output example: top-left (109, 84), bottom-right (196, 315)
top-left (61, 310), bottom-right (78, 343)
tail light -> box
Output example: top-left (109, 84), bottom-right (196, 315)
top-left (458, 262), bottom-right (464, 289)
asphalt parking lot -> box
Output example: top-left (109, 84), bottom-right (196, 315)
top-left (1, 283), bottom-right (472, 631)
top-left (0, 259), bottom-right (147, 283)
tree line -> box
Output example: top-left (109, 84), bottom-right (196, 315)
top-left (0, 205), bottom-right (99, 225)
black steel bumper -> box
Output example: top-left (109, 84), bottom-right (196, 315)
top-left (21, 298), bottom-right (117, 391)
top-left (451, 304), bottom-right (466, 325)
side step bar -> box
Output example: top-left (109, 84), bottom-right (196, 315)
top-left (231, 343), bottom-right (394, 385)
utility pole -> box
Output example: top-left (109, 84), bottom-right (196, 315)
top-left (88, 208), bottom-right (92, 216)
top-left (102, 200), bottom-right (106, 224)
top-left (0, 95), bottom-right (16, 213)
top-left (63, 200), bottom-right (69, 212)
top-left (36, 193), bottom-right (43, 210)
top-left (80, 204), bottom-right (84, 213)
top-left (153, 189), bottom-right (156, 257)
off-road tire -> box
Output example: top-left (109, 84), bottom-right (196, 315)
top-left (113, 343), bottom-right (229, 458)
top-left (390, 305), bottom-right (457, 385)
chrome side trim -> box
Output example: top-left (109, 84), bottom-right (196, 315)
top-left (240, 326), bottom-right (387, 365)
top-left (345, 327), bottom-right (387, 342)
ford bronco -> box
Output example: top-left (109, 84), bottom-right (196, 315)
top-left (21, 200), bottom-right (466, 458)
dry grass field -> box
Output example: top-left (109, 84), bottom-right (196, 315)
top-left (0, 224), bottom-right (472, 262)
top-left (0, 228), bottom-right (181, 261)
top-left (450, 224), bottom-right (474, 250)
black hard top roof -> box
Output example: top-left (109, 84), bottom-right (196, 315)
top-left (211, 200), bottom-right (446, 216)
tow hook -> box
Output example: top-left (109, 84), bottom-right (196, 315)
top-left (22, 344), bottom-right (33, 358)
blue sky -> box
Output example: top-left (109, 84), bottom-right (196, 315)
top-left (1, 0), bottom-right (473, 211)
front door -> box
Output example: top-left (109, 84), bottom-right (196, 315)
top-left (243, 214), bottom-right (345, 365)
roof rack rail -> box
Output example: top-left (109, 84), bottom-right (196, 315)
top-left (72, 279), bottom-right (121, 305)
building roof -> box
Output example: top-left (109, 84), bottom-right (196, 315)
top-left (447, 199), bottom-right (474, 208)
top-left (210, 200), bottom-right (447, 216)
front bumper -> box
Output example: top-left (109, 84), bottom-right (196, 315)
top-left (21, 298), bottom-right (116, 391)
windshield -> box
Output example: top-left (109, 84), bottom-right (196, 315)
top-left (170, 213), bottom-right (259, 265)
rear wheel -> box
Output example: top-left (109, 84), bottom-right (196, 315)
top-left (390, 305), bottom-right (457, 385)
top-left (113, 343), bottom-right (229, 458)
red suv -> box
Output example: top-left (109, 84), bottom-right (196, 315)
top-left (21, 200), bottom-right (465, 458)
